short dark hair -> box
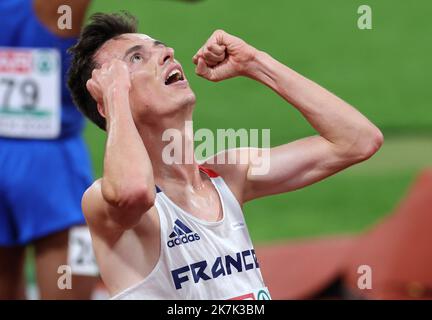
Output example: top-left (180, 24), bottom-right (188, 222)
top-left (67, 12), bottom-right (138, 131)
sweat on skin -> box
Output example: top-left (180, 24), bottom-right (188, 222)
top-left (76, 18), bottom-right (383, 299)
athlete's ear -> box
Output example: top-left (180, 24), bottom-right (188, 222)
top-left (97, 103), bottom-right (106, 119)
top-left (86, 78), bottom-right (102, 103)
top-left (86, 79), bottom-right (106, 118)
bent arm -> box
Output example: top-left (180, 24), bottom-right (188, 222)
top-left (97, 86), bottom-right (155, 229)
top-left (83, 70), bottom-right (155, 231)
top-left (243, 50), bottom-right (383, 201)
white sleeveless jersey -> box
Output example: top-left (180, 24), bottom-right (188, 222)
top-left (111, 166), bottom-right (271, 300)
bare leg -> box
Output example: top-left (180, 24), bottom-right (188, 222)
top-left (34, 229), bottom-right (97, 299)
top-left (0, 246), bottom-right (26, 299)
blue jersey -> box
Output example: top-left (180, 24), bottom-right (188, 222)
top-left (0, 0), bottom-right (84, 138)
top-left (0, 0), bottom-right (93, 246)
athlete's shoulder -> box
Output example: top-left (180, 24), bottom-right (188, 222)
top-left (82, 179), bottom-right (158, 238)
top-left (201, 148), bottom-right (250, 204)
top-left (81, 179), bottom-right (104, 224)
top-left (81, 179), bottom-right (122, 233)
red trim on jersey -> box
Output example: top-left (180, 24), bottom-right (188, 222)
top-left (198, 165), bottom-right (219, 178)
top-left (228, 292), bottom-right (256, 300)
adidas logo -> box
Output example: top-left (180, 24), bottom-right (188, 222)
top-left (167, 219), bottom-right (201, 248)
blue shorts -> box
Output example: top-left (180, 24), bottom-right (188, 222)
top-left (0, 135), bottom-right (93, 246)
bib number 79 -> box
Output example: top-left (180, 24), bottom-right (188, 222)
top-left (0, 47), bottom-right (60, 139)
top-left (0, 77), bottom-right (39, 110)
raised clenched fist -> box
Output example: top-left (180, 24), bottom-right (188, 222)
top-left (86, 59), bottom-right (131, 105)
top-left (193, 29), bottom-right (258, 82)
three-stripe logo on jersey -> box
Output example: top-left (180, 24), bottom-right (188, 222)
top-left (167, 219), bottom-right (201, 248)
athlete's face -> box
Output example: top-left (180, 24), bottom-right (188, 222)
top-left (94, 33), bottom-right (196, 125)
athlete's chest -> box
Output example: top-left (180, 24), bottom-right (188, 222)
top-left (161, 182), bottom-right (223, 222)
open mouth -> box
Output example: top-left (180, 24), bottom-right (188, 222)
top-left (165, 68), bottom-right (184, 85)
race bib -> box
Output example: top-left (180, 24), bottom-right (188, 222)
top-left (68, 226), bottom-right (99, 276)
top-left (0, 47), bottom-right (61, 139)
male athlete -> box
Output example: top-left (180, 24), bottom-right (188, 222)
top-left (68, 12), bottom-right (383, 299)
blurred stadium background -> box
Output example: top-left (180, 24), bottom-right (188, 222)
top-left (23, 0), bottom-right (432, 298)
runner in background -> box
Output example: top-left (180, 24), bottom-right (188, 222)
top-left (0, 0), bottom-right (99, 299)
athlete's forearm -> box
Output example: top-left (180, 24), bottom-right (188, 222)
top-left (102, 88), bottom-right (155, 209)
top-left (247, 50), bottom-right (383, 155)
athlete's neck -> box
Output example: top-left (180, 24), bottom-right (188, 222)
top-left (139, 117), bottom-right (203, 190)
